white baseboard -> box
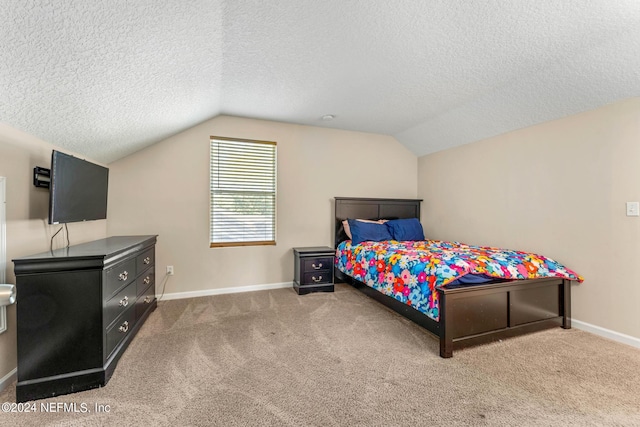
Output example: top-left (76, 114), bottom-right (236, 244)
top-left (0, 368), bottom-right (16, 394)
top-left (158, 281), bottom-right (294, 301)
top-left (573, 319), bottom-right (640, 349)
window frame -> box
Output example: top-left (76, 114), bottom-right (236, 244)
top-left (209, 136), bottom-right (277, 248)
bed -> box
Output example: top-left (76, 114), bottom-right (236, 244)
top-left (334, 197), bottom-right (582, 358)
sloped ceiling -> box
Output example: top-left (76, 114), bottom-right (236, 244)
top-left (1, 1), bottom-right (639, 163)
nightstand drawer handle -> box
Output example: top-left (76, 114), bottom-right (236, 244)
top-left (119, 296), bottom-right (129, 307)
top-left (143, 276), bottom-right (151, 285)
top-left (311, 263), bottom-right (323, 270)
top-left (119, 321), bottom-right (129, 333)
top-left (118, 271), bottom-right (129, 281)
top-left (312, 275), bottom-right (323, 283)
top-left (144, 296), bottom-right (152, 304)
top-left (143, 256), bottom-right (151, 265)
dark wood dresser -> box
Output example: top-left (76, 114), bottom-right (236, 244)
top-left (12, 235), bottom-right (157, 402)
top-left (293, 246), bottom-right (335, 295)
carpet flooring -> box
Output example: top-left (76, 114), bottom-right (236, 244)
top-left (1, 283), bottom-right (639, 426)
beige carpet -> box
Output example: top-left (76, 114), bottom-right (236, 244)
top-left (1, 283), bottom-right (640, 426)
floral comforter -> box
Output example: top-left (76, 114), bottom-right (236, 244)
top-left (335, 240), bottom-right (583, 321)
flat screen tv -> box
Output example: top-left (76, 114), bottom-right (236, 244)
top-left (48, 150), bottom-right (109, 224)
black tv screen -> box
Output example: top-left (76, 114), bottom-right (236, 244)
top-left (48, 150), bottom-right (109, 224)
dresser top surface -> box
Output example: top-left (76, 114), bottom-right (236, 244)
top-left (14, 235), bottom-right (157, 262)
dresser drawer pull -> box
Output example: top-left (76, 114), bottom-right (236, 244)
top-left (118, 321), bottom-right (129, 333)
top-left (119, 296), bottom-right (129, 307)
top-left (143, 256), bottom-right (151, 265)
top-left (143, 276), bottom-right (151, 285)
top-left (118, 271), bottom-right (129, 281)
top-left (311, 275), bottom-right (323, 283)
top-left (311, 263), bottom-right (323, 270)
top-left (144, 296), bottom-right (152, 304)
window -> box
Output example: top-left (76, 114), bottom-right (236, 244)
top-left (210, 136), bottom-right (277, 247)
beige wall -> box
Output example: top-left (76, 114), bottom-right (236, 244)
top-left (107, 115), bottom-right (418, 294)
top-left (418, 97), bottom-right (640, 339)
top-left (0, 124), bottom-right (107, 384)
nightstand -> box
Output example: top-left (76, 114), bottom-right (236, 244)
top-left (293, 246), bottom-right (335, 295)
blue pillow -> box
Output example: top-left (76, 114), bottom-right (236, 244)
top-left (347, 219), bottom-right (393, 245)
top-left (386, 218), bottom-right (425, 241)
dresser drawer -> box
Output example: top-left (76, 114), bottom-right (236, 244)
top-left (136, 267), bottom-right (155, 296)
top-left (136, 284), bottom-right (155, 321)
top-left (302, 256), bottom-right (333, 273)
top-left (301, 270), bottom-right (333, 285)
top-left (136, 248), bottom-right (154, 273)
top-left (105, 281), bottom-right (137, 329)
top-left (106, 306), bottom-right (136, 359)
top-left (105, 258), bottom-right (136, 299)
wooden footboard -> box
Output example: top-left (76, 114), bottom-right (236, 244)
top-left (341, 272), bottom-right (571, 358)
top-left (438, 277), bottom-right (571, 357)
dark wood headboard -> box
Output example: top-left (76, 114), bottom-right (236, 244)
top-left (334, 197), bottom-right (422, 247)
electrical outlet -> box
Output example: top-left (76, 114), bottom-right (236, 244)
top-left (626, 202), bottom-right (640, 217)
top-left (166, 265), bottom-right (174, 275)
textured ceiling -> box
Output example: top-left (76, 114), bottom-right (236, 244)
top-left (1, 1), bottom-right (639, 163)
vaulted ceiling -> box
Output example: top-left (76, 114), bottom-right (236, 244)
top-left (1, 1), bottom-right (639, 163)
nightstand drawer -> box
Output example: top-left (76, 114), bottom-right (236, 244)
top-left (302, 270), bottom-right (333, 285)
top-left (302, 257), bottom-right (333, 273)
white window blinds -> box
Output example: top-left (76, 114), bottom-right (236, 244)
top-left (210, 137), bottom-right (277, 247)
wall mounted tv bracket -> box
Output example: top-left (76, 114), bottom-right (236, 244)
top-left (33, 167), bottom-right (51, 189)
